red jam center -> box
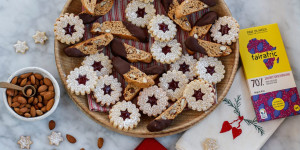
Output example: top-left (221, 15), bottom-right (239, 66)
top-left (147, 96), bottom-right (158, 107)
top-left (120, 109), bottom-right (131, 121)
top-left (219, 24), bottom-right (231, 36)
top-left (136, 7), bottom-right (147, 18)
top-left (179, 62), bottom-right (190, 73)
top-left (103, 84), bottom-right (113, 95)
top-left (193, 90), bottom-right (205, 101)
top-left (168, 79), bottom-right (179, 91)
top-left (76, 75), bottom-right (89, 85)
top-left (63, 24), bottom-right (76, 36)
top-left (205, 66), bottom-right (215, 75)
top-left (91, 61), bottom-right (103, 72)
top-left (162, 46), bottom-right (171, 55)
top-left (159, 23), bottom-right (169, 33)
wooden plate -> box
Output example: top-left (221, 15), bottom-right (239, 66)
top-left (55, 0), bottom-right (239, 138)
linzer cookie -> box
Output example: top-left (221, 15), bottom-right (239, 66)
top-left (112, 57), bottom-right (155, 88)
top-left (94, 75), bottom-right (122, 106)
top-left (82, 53), bottom-right (112, 77)
top-left (109, 101), bottom-right (141, 131)
top-left (210, 16), bottom-right (240, 45)
top-left (147, 97), bottom-right (187, 132)
top-left (175, 0), bottom-right (215, 19)
top-left (161, 0), bottom-right (192, 31)
top-left (125, 0), bottom-right (156, 28)
top-left (54, 13), bottom-right (85, 44)
top-left (110, 39), bottom-right (152, 63)
top-left (124, 65), bottom-right (165, 101)
top-left (148, 15), bottom-right (177, 42)
top-left (91, 21), bottom-right (148, 43)
top-left (64, 33), bottom-right (113, 57)
top-left (170, 54), bottom-right (197, 80)
top-left (81, 0), bottom-right (97, 15)
top-left (185, 36), bottom-right (232, 57)
top-left (159, 70), bottom-right (188, 101)
top-left (183, 79), bottom-right (215, 111)
top-left (151, 39), bottom-right (182, 64)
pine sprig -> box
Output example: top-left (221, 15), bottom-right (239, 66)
top-left (244, 118), bottom-right (265, 136)
top-left (223, 95), bottom-right (241, 116)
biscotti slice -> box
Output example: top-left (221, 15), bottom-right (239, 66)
top-left (91, 21), bottom-right (148, 43)
top-left (64, 33), bottom-right (113, 57)
top-left (161, 0), bottom-right (191, 31)
top-left (147, 97), bottom-right (187, 132)
top-left (79, 11), bottom-right (101, 24)
top-left (112, 57), bottom-right (155, 88)
top-left (111, 39), bottom-right (152, 63)
top-left (94, 0), bottom-right (114, 16)
top-left (185, 36), bottom-right (232, 57)
top-left (124, 65), bottom-right (165, 101)
top-left (81, 0), bottom-right (97, 15)
top-left (175, 0), bottom-right (216, 19)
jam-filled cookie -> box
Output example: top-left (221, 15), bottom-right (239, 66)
top-left (148, 15), bottom-right (177, 42)
top-left (170, 54), bottom-right (197, 80)
top-left (150, 39), bottom-right (182, 64)
top-left (82, 53), bottom-right (112, 77)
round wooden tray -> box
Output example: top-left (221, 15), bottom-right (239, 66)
top-left (55, 0), bottom-right (239, 138)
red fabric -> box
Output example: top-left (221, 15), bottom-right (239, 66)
top-left (135, 138), bottom-right (167, 150)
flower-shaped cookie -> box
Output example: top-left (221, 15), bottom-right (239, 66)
top-left (159, 70), bottom-right (188, 101)
top-left (66, 66), bottom-right (98, 95)
top-left (151, 39), bottom-right (182, 64)
top-left (18, 136), bottom-right (33, 149)
top-left (82, 53), bottom-right (112, 77)
top-left (137, 85), bottom-right (169, 117)
top-left (94, 75), bottom-right (122, 106)
top-left (203, 138), bottom-right (219, 150)
top-left (170, 54), bottom-right (197, 80)
top-left (109, 101), bottom-right (141, 131)
top-left (48, 131), bottom-right (63, 146)
top-left (14, 41), bottom-right (29, 54)
top-left (54, 13), bottom-right (84, 44)
top-left (148, 15), bottom-right (177, 42)
top-left (32, 31), bottom-right (48, 44)
top-left (125, 0), bottom-right (156, 28)
top-left (183, 79), bottom-right (215, 111)
top-left (193, 56), bottom-right (225, 84)
top-left (210, 16), bottom-right (240, 45)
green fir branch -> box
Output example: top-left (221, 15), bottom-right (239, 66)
top-left (223, 95), bottom-right (241, 116)
top-left (244, 118), bottom-right (265, 136)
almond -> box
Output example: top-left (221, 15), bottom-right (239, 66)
top-left (80, 148), bottom-right (85, 150)
top-left (30, 106), bottom-right (36, 117)
top-left (36, 79), bottom-right (40, 86)
top-left (14, 108), bottom-right (20, 114)
top-left (17, 97), bottom-right (27, 104)
top-left (25, 104), bottom-right (31, 109)
top-left (37, 103), bottom-right (43, 108)
top-left (40, 80), bottom-right (44, 85)
top-left (33, 98), bottom-right (38, 105)
top-left (48, 85), bottom-right (54, 91)
top-left (12, 96), bottom-right (19, 103)
top-left (26, 89), bottom-right (33, 96)
top-left (43, 99), bottom-right (48, 106)
top-left (19, 104), bottom-right (25, 108)
top-left (38, 95), bottom-right (43, 103)
top-left (38, 85), bottom-right (48, 93)
top-left (98, 138), bottom-right (104, 149)
top-left (36, 110), bottom-right (43, 116)
top-left (11, 102), bottom-right (20, 107)
top-left (28, 97), bottom-right (34, 104)
top-left (46, 99), bottom-right (54, 111)
top-left (20, 107), bottom-right (28, 113)
top-left (11, 76), bottom-right (18, 84)
top-left (34, 73), bottom-right (43, 80)
top-left (20, 78), bottom-right (27, 87)
top-left (49, 120), bottom-right (56, 130)
top-left (20, 72), bottom-right (32, 79)
top-left (30, 75), bottom-right (36, 84)
top-left (66, 134), bottom-right (76, 143)
top-left (6, 89), bottom-right (15, 96)
top-left (7, 96), bottom-right (12, 107)
top-left (17, 78), bottom-right (22, 84)
top-left (44, 78), bottom-right (52, 86)
top-left (43, 91), bottom-right (55, 101)
top-left (41, 106), bottom-right (46, 112)
top-left (24, 113), bottom-right (31, 118)
top-left (26, 81), bottom-right (31, 85)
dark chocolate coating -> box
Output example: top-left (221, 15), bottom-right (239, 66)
top-left (161, 0), bottom-right (173, 13)
top-left (194, 11), bottom-right (218, 27)
top-left (147, 119), bottom-right (173, 132)
top-left (79, 13), bottom-right (101, 24)
top-left (185, 36), bottom-right (207, 55)
top-left (63, 48), bottom-right (87, 57)
top-left (112, 57), bottom-right (130, 75)
top-left (200, 0), bottom-right (217, 7)
top-left (143, 65), bottom-right (165, 75)
top-left (110, 39), bottom-right (127, 59)
top-left (122, 20), bottom-right (148, 43)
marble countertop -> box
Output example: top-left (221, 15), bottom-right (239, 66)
top-left (0, 0), bottom-right (299, 149)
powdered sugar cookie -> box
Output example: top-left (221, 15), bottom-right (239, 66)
top-left (54, 13), bottom-right (84, 45)
top-left (94, 75), bottom-right (122, 106)
top-left (210, 16), bottom-right (240, 45)
top-left (14, 41), bottom-right (29, 54)
top-left (170, 54), bottom-right (197, 80)
top-left (151, 39), bottom-right (182, 64)
top-left (17, 136), bottom-right (33, 149)
top-left (66, 66), bottom-right (98, 95)
top-left (148, 15), bottom-right (177, 42)
top-left (193, 56), bottom-right (225, 84)
top-left (183, 79), bottom-right (215, 111)
top-left (159, 70), bottom-right (189, 101)
top-left (137, 85), bottom-right (169, 117)
top-left (203, 138), bottom-right (218, 150)
top-left (109, 101), bottom-right (141, 131)
top-left (82, 53), bottom-right (112, 77)
top-left (32, 31), bottom-right (48, 44)
top-left (48, 131), bottom-right (63, 146)
top-left (125, 0), bottom-right (156, 28)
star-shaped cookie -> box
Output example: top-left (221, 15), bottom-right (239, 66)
top-left (14, 41), bottom-right (29, 54)
top-left (17, 136), bottom-right (33, 149)
top-left (32, 31), bottom-right (48, 44)
top-left (48, 131), bottom-right (63, 146)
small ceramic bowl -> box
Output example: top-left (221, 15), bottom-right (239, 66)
top-left (3, 67), bottom-right (60, 121)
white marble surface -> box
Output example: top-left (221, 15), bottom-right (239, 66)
top-left (0, 0), bottom-right (299, 149)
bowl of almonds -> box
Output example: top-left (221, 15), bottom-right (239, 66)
top-left (3, 67), bottom-right (60, 121)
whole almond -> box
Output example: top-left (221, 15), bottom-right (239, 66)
top-left (11, 76), bottom-right (18, 84)
top-left (20, 78), bottom-right (27, 87)
top-left (26, 89), bottom-right (33, 97)
top-left (38, 85), bottom-right (48, 93)
top-left (80, 148), bottom-right (85, 150)
top-left (7, 96), bottom-right (12, 107)
top-left (12, 96), bottom-right (19, 102)
top-left (6, 89), bottom-right (15, 96)
top-left (18, 97), bottom-right (27, 104)
top-left (49, 120), bottom-right (56, 130)
top-left (30, 106), bottom-right (36, 117)
top-left (41, 106), bottom-right (47, 112)
top-left (66, 134), bottom-right (76, 143)
top-left (14, 108), bottom-right (20, 113)
top-left (20, 107), bottom-right (28, 113)
top-left (44, 78), bottom-right (52, 86)
top-left (40, 80), bottom-right (44, 85)
top-left (46, 99), bottom-right (54, 111)
top-left (37, 103), bottom-right (43, 108)
top-left (33, 98), bottom-right (38, 105)
top-left (44, 91), bottom-right (55, 101)
top-left (19, 104), bottom-right (25, 108)
top-left (98, 138), bottom-right (104, 149)
top-left (34, 105), bottom-right (39, 110)
top-left (28, 97), bottom-right (34, 104)
top-left (38, 95), bottom-right (43, 103)
top-left (25, 104), bottom-right (31, 109)
top-left (43, 99), bottom-right (48, 106)
top-left (36, 110), bottom-right (43, 116)
top-left (11, 102), bottom-right (20, 107)
top-left (34, 73), bottom-right (43, 80)
top-left (40, 92), bottom-right (47, 96)
top-left (24, 113), bottom-right (31, 118)
top-left (36, 79), bottom-right (40, 86)
top-left (20, 72), bottom-right (33, 78)
top-left (30, 75), bottom-right (36, 84)
top-left (17, 78), bottom-right (22, 84)
top-left (48, 86), bottom-right (54, 91)
top-left (26, 81), bottom-right (31, 85)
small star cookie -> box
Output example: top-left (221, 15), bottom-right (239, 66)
top-left (14, 41), bottom-right (29, 54)
top-left (32, 31), bottom-right (48, 44)
top-left (48, 131), bottom-right (63, 146)
top-left (17, 136), bottom-right (33, 149)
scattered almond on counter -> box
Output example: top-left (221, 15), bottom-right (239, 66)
top-left (49, 120), bottom-right (56, 130)
top-left (66, 134), bottom-right (76, 143)
top-left (98, 137), bottom-right (104, 149)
